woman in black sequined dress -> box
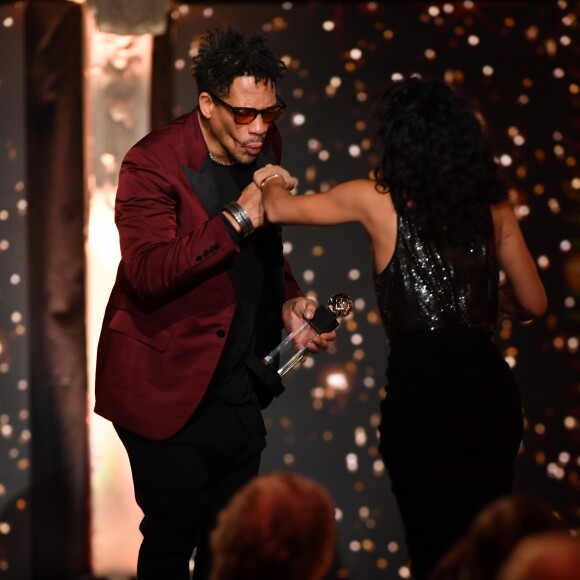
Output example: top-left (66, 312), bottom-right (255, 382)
top-left (253, 77), bottom-right (547, 580)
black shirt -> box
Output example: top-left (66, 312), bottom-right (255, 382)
top-left (206, 160), bottom-right (265, 404)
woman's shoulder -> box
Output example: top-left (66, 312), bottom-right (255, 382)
top-left (491, 201), bottom-right (517, 231)
top-left (343, 177), bottom-right (384, 189)
top-left (491, 200), bottom-right (514, 217)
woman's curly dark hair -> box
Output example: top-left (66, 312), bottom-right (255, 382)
top-left (191, 28), bottom-right (286, 98)
top-left (373, 76), bottom-right (506, 241)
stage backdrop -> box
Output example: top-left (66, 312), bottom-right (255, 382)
top-left (0, 2), bottom-right (89, 579)
top-left (0, 2), bottom-right (578, 580)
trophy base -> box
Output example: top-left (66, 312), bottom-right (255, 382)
top-left (245, 356), bottom-right (286, 398)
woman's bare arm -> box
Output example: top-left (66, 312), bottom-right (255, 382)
top-left (256, 165), bottom-right (397, 273)
top-left (492, 202), bottom-right (547, 320)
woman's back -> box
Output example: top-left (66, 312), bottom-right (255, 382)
top-left (375, 210), bottom-right (498, 340)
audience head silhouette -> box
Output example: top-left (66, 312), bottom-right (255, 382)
top-left (210, 471), bottom-right (337, 580)
top-left (429, 494), bottom-right (567, 580)
top-left (463, 494), bottom-right (567, 580)
top-left (497, 531), bottom-right (580, 580)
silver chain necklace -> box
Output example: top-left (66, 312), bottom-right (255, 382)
top-left (209, 152), bottom-right (237, 166)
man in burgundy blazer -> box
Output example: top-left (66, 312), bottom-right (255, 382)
top-left (94, 85), bottom-right (300, 440)
top-left (94, 29), bottom-right (332, 580)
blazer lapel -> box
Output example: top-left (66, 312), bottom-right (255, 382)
top-left (182, 160), bottom-right (223, 218)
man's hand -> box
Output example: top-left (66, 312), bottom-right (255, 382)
top-left (237, 181), bottom-right (264, 228)
top-left (223, 181), bottom-right (264, 234)
top-left (282, 297), bottom-right (337, 354)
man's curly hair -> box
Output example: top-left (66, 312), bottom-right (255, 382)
top-left (373, 76), bottom-right (507, 242)
top-left (191, 28), bottom-right (286, 97)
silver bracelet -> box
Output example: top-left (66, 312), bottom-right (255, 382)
top-left (223, 202), bottom-right (254, 237)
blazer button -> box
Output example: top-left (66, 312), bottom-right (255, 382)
top-left (196, 255), bottom-right (202, 261)
top-left (216, 329), bottom-right (226, 338)
top-left (203, 250), bottom-right (209, 257)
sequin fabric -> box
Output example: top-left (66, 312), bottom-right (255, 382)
top-left (374, 211), bottom-right (498, 340)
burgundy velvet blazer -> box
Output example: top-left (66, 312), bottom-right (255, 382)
top-left (94, 109), bottom-right (302, 440)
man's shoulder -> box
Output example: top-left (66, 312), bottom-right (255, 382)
top-left (136, 110), bottom-right (196, 149)
top-left (124, 110), bottom-right (202, 166)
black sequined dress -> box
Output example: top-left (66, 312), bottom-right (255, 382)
top-left (375, 211), bottom-right (523, 580)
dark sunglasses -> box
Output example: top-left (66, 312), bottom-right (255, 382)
top-left (210, 93), bottom-right (286, 125)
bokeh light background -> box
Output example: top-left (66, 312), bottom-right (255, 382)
top-left (171, 2), bottom-right (580, 578)
top-left (0, 1), bottom-right (579, 579)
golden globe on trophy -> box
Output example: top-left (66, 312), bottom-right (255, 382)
top-left (247, 293), bottom-right (353, 397)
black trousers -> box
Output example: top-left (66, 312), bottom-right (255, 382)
top-left (115, 398), bottom-right (266, 580)
top-left (379, 330), bottom-right (523, 580)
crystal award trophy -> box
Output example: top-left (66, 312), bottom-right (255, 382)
top-left (246, 293), bottom-right (353, 398)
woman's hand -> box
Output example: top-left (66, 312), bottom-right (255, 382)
top-left (254, 164), bottom-right (297, 192)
